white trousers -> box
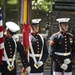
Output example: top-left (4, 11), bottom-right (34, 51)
top-left (30, 73), bottom-right (43, 75)
top-left (53, 71), bottom-right (72, 75)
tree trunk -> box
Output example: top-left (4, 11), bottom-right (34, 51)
top-left (2, 0), bottom-right (7, 28)
top-left (17, 0), bottom-right (21, 33)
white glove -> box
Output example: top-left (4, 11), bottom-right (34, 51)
top-left (60, 63), bottom-right (68, 70)
top-left (34, 63), bottom-right (39, 69)
top-left (25, 66), bottom-right (31, 74)
top-left (37, 61), bottom-right (43, 68)
top-left (0, 72), bottom-right (1, 75)
top-left (12, 35), bottom-right (19, 41)
top-left (64, 58), bottom-right (71, 65)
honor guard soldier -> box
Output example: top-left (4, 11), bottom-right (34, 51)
top-left (49, 18), bottom-right (75, 75)
top-left (1, 22), bottom-right (30, 75)
top-left (27, 19), bottom-right (48, 75)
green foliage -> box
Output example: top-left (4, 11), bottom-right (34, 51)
top-left (7, 0), bottom-right (18, 4)
top-left (32, 0), bottom-right (52, 12)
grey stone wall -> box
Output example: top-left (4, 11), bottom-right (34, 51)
top-left (49, 11), bottom-right (75, 37)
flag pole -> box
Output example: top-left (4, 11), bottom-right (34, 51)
top-left (21, 0), bottom-right (29, 75)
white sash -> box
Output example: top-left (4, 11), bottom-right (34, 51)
top-left (2, 38), bottom-right (17, 67)
top-left (28, 34), bottom-right (44, 64)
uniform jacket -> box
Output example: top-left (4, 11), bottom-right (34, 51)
top-left (1, 35), bottom-right (29, 75)
top-left (28, 33), bottom-right (48, 73)
top-left (49, 31), bottom-right (75, 72)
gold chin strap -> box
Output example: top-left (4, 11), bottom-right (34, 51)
top-left (60, 24), bottom-right (68, 33)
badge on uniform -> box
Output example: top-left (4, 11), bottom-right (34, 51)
top-left (69, 38), bottom-right (73, 44)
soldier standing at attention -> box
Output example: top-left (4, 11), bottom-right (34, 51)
top-left (27, 19), bottom-right (48, 75)
top-left (1, 22), bottom-right (31, 75)
top-left (49, 18), bottom-right (75, 75)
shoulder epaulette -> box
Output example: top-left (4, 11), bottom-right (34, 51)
top-left (67, 32), bottom-right (74, 37)
top-left (53, 32), bottom-right (60, 36)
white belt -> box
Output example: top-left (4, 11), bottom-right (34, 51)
top-left (2, 57), bottom-right (15, 62)
top-left (29, 54), bottom-right (41, 57)
top-left (55, 52), bottom-right (71, 56)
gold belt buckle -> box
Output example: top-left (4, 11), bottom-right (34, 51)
top-left (7, 66), bottom-right (15, 71)
top-left (35, 54), bottom-right (40, 57)
top-left (64, 53), bottom-right (67, 56)
top-left (9, 58), bottom-right (13, 62)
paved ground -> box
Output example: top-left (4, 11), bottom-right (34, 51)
top-left (17, 69), bottom-right (50, 75)
top-left (17, 69), bottom-right (75, 75)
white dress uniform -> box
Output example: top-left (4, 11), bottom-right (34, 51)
top-left (49, 18), bottom-right (75, 75)
top-left (1, 22), bottom-right (30, 75)
top-left (28, 19), bottom-right (48, 75)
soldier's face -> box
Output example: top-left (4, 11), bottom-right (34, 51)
top-left (30, 25), bottom-right (39, 33)
top-left (61, 24), bottom-right (69, 32)
top-left (4, 28), bottom-right (12, 38)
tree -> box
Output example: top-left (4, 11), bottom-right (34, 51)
top-left (32, 0), bottom-right (52, 33)
top-left (32, 0), bottom-right (52, 12)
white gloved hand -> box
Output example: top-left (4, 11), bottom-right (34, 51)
top-left (64, 58), bottom-right (71, 65)
top-left (12, 35), bottom-right (19, 41)
top-left (37, 61), bottom-right (43, 68)
top-left (0, 72), bottom-right (1, 75)
top-left (34, 63), bottom-right (39, 69)
top-left (60, 63), bottom-right (68, 70)
top-left (25, 66), bottom-right (31, 74)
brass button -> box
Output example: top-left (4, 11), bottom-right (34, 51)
top-left (60, 63), bottom-right (61, 66)
top-left (59, 42), bottom-right (61, 44)
top-left (56, 59), bottom-right (58, 61)
top-left (10, 52), bottom-right (12, 53)
top-left (65, 39), bottom-right (67, 40)
top-left (37, 48), bottom-right (39, 50)
top-left (65, 51), bottom-right (67, 53)
top-left (64, 36), bottom-right (66, 37)
top-left (8, 42), bottom-right (10, 44)
top-left (36, 39), bottom-right (38, 41)
top-left (65, 42), bottom-right (67, 44)
top-left (9, 45), bottom-right (11, 47)
top-left (37, 42), bottom-right (39, 44)
top-left (37, 45), bottom-right (39, 47)
top-left (58, 61), bottom-right (59, 63)
top-left (65, 44), bottom-right (67, 46)
top-left (10, 55), bottom-right (12, 57)
top-left (37, 51), bottom-right (39, 53)
top-left (10, 48), bottom-right (12, 50)
top-left (65, 48), bottom-right (67, 49)
top-left (36, 36), bottom-right (37, 38)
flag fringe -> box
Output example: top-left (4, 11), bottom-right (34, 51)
top-left (25, 46), bottom-right (30, 52)
top-left (21, 72), bottom-right (25, 75)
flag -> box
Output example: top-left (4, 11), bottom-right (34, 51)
top-left (0, 7), bottom-right (4, 65)
top-left (22, 23), bottom-right (30, 75)
top-left (20, 0), bottom-right (28, 24)
top-left (22, 24), bottom-right (29, 54)
top-left (20, 0), bottom-right (29, 75)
